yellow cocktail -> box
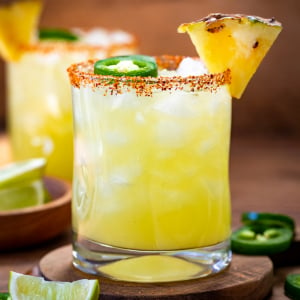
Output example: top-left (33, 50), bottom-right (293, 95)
top-left (69, 55), bottom-right (232, 281)
top-left (7, 28), bottom-right (137, 180)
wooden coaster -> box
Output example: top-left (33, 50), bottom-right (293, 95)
top-left (39, 244), bottom-right (273, 300)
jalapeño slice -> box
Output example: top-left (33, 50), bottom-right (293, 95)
top-left (242, 212), bottom-right (295, 232)
top-left (285, 273), bottom-right (300, 300)
top-left (39, 28), bottom-right (79, 41)
top-left (94, 55), bottom-right (158, 77)
top-left (0, 293), bottom-right (10, 300)
top-left (231, 225), bottom-right (293, 255)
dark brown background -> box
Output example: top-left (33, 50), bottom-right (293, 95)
top-left (0, 0), bottom-right (299, 137)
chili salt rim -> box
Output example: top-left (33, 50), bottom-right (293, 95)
top-left (67, 55), bottom-right (231, 97)
top-left (20, 28), bottom-right (138, 55)
top-left (20, 40), bottom-right (138, 55)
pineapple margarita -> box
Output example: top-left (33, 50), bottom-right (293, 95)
top-left (69, 14), bottom-right (282, 282)
top-left (7, 29), bottom-right (137, 180)
top-left (0, 0), bottom-right (137, 180)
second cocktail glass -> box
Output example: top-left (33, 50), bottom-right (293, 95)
top-left (7, 28), bottom-right (137, 180)
top-left (68, 55), bottom-right (232, 282)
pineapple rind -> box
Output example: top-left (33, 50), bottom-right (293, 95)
top-left (178, 14), bottom-right (282, 99)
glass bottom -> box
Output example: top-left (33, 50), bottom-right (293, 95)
top-left (72, 232), bottom-right (232, 283)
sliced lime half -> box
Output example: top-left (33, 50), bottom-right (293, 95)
top-left (0, 158), bottom-right (46, 189)
top-left (9, 271), bottom-right (100, 300)
top-left (0, 179), bottom-right (50, 210)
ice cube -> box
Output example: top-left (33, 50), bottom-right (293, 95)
top-left (197, 139), bottom-right (215, 154)
top-left (155, 119), bottom-right (187, 148)
top-left (105, 130), bottom-right (128, 146)
top-left (31, 136), bottom-right (54, 155)
top-left (135, 112), bottom-right (145, 123)
top-left (153, 93), bottom-right (196, 117)
top-left (76, 28), bottom-right (133, 47)
top-left (35, 52), bottom-right (60, 64)
top-left (176, 57), bottom-right (208, 76)
top-left (79, 28), bottom-right (110, 46)
top-left (159, 69), bottom-right (177, 77)
top-left (110, 30), bottom-right (134, 44)
top-left (109, 163), bottom-right (142, 185)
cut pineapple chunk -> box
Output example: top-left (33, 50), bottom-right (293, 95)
top-left (178, 13), bottom-right (282, 98)
top-left (0, 0), bottom-right (42, 61)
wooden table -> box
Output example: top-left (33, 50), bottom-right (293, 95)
top-left (1, 133), bottom-right (300, 299)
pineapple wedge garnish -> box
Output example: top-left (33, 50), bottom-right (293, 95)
top-left (178, 13), bottom-right (282, 99)
top-left (0, 0), bottom-right (42, 61)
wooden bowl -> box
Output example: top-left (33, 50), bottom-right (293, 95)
top-left (0, 176), bottom-right (72, 251)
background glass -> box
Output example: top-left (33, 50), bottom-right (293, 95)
top-left (7, 29), bottom-right (137, 180)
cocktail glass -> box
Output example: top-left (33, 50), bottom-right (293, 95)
top-left (68, 55), bottom-right (232, 282)
top-left (6, 28), bottom-right (137, 180)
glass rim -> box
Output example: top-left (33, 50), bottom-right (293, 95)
top-left (20, 40), bottom-right (138, 55)
top-left (67, 55), bottom-right (231, 96)
top-left (19, 28), bottom-right (138, 54)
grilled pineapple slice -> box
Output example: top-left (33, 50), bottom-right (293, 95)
top-left (178, 13), bottom-right (282, 98)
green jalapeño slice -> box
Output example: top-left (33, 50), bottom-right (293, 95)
top-left (0, 293), bottom-right (11, 300)
top-left (231, 211), bottom-right (296, 255)
top-left (39, 28), bottom-right (79, 41)
top-left (231, 225), bottom-right (293, 255)
top-left (242, 212), bottom-right (295, 232)
top-left (285, 273), bottom-right (300, 300)
top-left (94, 55), bottom-right (158, 77)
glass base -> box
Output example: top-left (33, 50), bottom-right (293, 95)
top-left (72, 232), bottom-right (232, 283)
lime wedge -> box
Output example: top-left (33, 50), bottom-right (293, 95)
top-left (9, 272), bottom-right (100, 300)
top-left (0, 158), bottom-right (46, 189)
top-left (0, 179), bottom-right (50, 210)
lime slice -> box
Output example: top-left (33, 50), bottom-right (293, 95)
top-left (0, 158), bottom-right (46, 189)
top-left (9, 271), bottom-right (100, 300)
top-left (0, 179), bottom-right (50, 210)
